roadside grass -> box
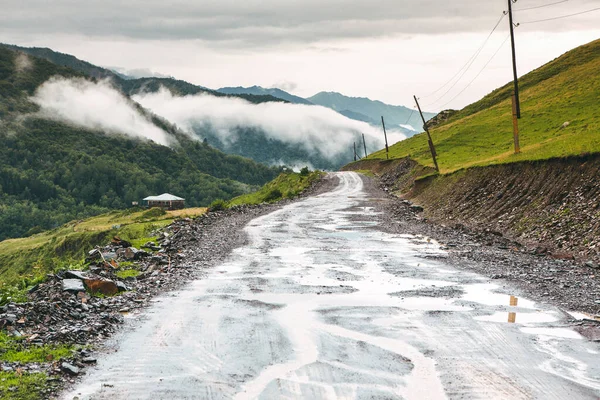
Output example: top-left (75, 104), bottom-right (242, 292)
top-left (116, 269), bottom-right (141, 279)
top-left (0, 371), bottom-right (48, 400)
top-left (366, 38), bottom-right (600, 173)
top-left (226, 171), bottom-right (324, 207)
top-left (0, 207), bottom-right (206, 296)
top-left (0, 332), bottom-right (73, 363)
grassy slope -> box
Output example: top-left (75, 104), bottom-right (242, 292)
top-left (227, 171), bottom-right (323, 207)
top-left (0, 208), bottom-right (205, 287)
top-left (366, 39), bottom-right (600, 173)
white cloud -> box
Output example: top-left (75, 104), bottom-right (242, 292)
top-left (133, 88), bottom-right (406, 159)
top-left (109, 66), bottom-right (172, 79)
top-left (30, 77), bottom-right (173, 146)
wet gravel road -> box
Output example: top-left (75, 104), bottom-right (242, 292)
top-left (63, 172), bottom-right (600, 399)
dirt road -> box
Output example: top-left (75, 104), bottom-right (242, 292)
top-left (63, 172), bottom-right (600, 399)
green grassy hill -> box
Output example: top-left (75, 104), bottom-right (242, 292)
top-left (0, 207), bottom-right (205, 286)
top-left (365, 38), bottom-right (600, 173)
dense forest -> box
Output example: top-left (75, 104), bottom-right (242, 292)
top-left (0, 45), bottom-right (282, 240)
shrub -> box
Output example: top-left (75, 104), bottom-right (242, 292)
top-left (208, 199), bottom-right (228, 212)
top-left (137, 207), bottom-right (167, 220)
top-left (300, 167), bottom-right (310, 176)
top-left (264, 188), bottom-right (283, 202)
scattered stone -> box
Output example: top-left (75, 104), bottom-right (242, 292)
top-left (65, 270), bottom-right (88, 280)
top-left (87, 249), bottom-right (101, 260)
top-left (84, 279), bottom-right (119, 296)
top-left (62, 279), bottom-right (85, 293)
top-left (124, 247), bottom-right (140, 260)
top-left (585, 261), bottom-right (599, 270)
top-left (60, 362), bottom-right (80, 376)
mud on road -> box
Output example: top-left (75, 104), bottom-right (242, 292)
top-left (61, 172), bottom-right (600, 399)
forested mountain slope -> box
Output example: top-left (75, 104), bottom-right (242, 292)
top-left (0, 46), bottom-right (282, 240)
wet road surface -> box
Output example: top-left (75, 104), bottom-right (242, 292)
top-left (63, 172), bottom-right (600, 399)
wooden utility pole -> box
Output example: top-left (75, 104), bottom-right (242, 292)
top-left (362, 133), bottom-right (368, 158)
top-left (511, 95), bottom-right (521, 154)
top-left (414, 95), bottom-right (439, 172)
top-left (353, 142), bottom-right (358, 161)
top-left (380, 116), bottom-right (389, 159)
top-left (508, 0), bottom-right (521, 118)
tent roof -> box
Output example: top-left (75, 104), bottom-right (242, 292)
top-left (143, 193), bottom-right (185, 201)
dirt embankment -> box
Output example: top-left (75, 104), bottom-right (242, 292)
top-left (346, 155), bottom-right (600, 265)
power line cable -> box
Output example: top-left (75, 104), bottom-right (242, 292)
top-left (422, 13), bottom-right (507, 107)
top-left (514, 0), bottom-right (569, 11)
top-left (520, 6), bottom-right (600, 23)
top-left (438, 34), bottom-right (511, 110)
top-left (421, 12), bottom-right (507, 100)
top-left (403, 108), bottom-right (415, 126)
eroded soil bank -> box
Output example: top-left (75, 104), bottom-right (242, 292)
top-left (345, 155), bottom-right (600, 264)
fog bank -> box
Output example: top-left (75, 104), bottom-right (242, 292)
top-left (31, 77), bottom-right (172, 146)
top-left (133, 88), bottom-right (406, 159)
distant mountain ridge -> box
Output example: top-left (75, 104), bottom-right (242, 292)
top-left (218, 86), bottom-right (312, 105)
top-left (0, 44), bottom-right (283, 105)
top-left (217, 86), bottom-right (435, 134)
top-left (308, 91), bottom-right (436, 133)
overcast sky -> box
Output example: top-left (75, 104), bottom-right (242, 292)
top-left (2, 0), bottom-right (599, 111)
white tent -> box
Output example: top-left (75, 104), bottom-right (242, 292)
top-left (143, 193), bottom-right (185, 201)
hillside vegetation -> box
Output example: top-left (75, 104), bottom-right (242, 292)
top-left (0, 207), bottom-right (206, 290)
top-left (0, 169), bottom-right (323, 293)
top-left (365, 39), bottom-right (600, 173)
top-left (0, 46), bottom-right (282, 240)
top-left (226, 170), bottom-right (323, 207)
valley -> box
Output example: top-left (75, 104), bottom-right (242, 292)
top-left (0, 5), bottom-right (599, 398)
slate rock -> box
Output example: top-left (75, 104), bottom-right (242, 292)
top-left (61, 362), bottom-right (80, 375)
top-left (62, 279), bottom-right (85, 293)
top-left (65, 270), bottom-right (88, 280)
top-left (116, 281), bottom-right (129, 292)
top-left (585, 261), bottom-right (599, 270)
